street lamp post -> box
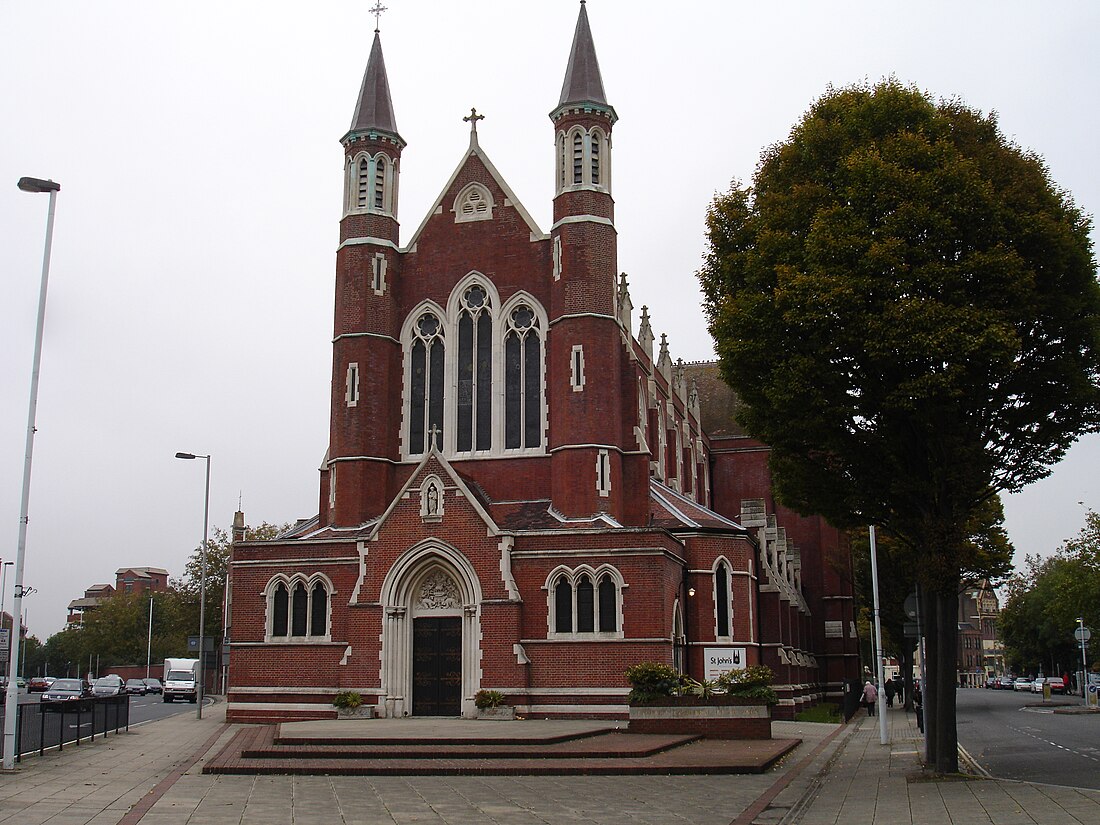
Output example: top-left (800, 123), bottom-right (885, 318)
top-left (146, 596), bottom-right (155, 679)
top-left (1078, 617), bottom-right (1090, 707)
top-left (868, 525), bottom-right (889, 745)
top-left (175, 452), bottom-right (210, 720)
top-left (0, 561), bottom-right (13, 678)
top-left (4, 176), bottom-right (61, 771)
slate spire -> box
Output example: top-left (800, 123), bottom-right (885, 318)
top-left (556, 1), bottom-right (613, 117)
top-left (346, 30), bottom-right (402, 144)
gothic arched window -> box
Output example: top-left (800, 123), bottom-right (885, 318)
top-left (555, 575), bottom-right (572, 633)
top-left (409, 312), bottom-right (445, 455)
top-left (272, 583), bottom-right (289, 636)
top-left (572, 131), bottom-right (583, 184)
top-left (598, 574), bottom-right (617, 632)
top-left (374, 156), bottom-right (387, 210)
top-left (504, 304), bottom-right (542, 450)
top-left (576, 574), bottom-right (594, 633)
top-left (357, 157), bottom-right (370, 208)
top-left (266, 576), bottom-right (331, 642)
top-left (715, 561), bottom-right (732, 638)
top-left (456, 285), bottom-right (492, 453)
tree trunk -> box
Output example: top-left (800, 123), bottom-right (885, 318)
top-left (931, 586), bottom-right (960, 774)
top-left (923, 586), bottom-right (938, 766)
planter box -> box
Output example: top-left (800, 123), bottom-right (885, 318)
top-left (628, 696), bottom-right (772, 739)
top-left (476, 706), bottom-right (515, 721)
top-left (335, 705), bottom-right (374, 720)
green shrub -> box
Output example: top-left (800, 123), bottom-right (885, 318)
top-left (474, 689), bottom-right (506, 709)
top-left (716, 665), bottom-right (779, 705)
top-left (625, 661), bottom-right (680, 703)
top-left (333, 690), bottom-right (364, 709)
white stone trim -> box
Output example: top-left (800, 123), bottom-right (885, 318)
top-left (545, 563), bottom-right (625, 639)
top-left (552, 236), bottom-right (562, 280)
top-left (452, 181), bottom-right (494, 222)
top-left (345, 362), bottom-right (359, 407)
top-left (332, 331), bottom-right (400, 345)
top-left (570, 345), bottom-right (585, 392)
top-left (550, 214), bottom-right (615, 231)
top-left (596, 449), bottom-right (611, 498)
top-left (337, 236), bottom-right (402, 252)
top-left (371, 253), bottom-right (387, 295)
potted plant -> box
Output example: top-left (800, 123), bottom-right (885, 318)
top-left (333, 690), bottom-right (372, 719)
top-left (474, 689), bottom-right (514, 720)
top-left (625, 662), bottom-right (776, 739)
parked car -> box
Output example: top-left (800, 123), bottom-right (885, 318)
top-left (998, 676), bottom-right (1014, 689)
top-left (1033, 676), bottom-right (1065, 694)
top-left (28, 676), bottom-right (51, 692)
top-left (91, 675), bottom-right (125, 696)
top-left (1013, 677), bottom-right (1032, 691)
top-left (124, 679), bottom-right (147, 696)
top-left (41, 678), bottom-right (92, 711)
top-left (142, 678), bottom-right (163, 695)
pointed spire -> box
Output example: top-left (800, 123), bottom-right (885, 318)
top-left (554, 1), bottom-right (616, 122)
top-left (345, 31), bottom-right (403, 144)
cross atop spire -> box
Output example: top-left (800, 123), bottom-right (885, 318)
top-left (464, 107), bottom-right (485, 134)
top-left (370, 1), bottom-right (387, 33)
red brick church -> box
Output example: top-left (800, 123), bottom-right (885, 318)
top-left (225, 3), bottom-right (859, 723)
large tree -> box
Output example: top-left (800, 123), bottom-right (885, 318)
top-left (699, 80), bottom-right (1100, 772)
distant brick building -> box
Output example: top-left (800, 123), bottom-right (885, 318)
top-left (66, 567), bottom-right (169, 626)
top-left (958, 579), bottom-right (1003, 686)
top-left (226, 3), bottom-right (860, 723)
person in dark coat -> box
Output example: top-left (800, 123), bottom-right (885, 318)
top-left (885, 677), bottom-right (896, 707)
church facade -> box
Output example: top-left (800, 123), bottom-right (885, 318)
top-left (225, 3), bottom-right (859, 723)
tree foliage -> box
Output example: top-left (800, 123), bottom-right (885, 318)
top-left (699, 79), bottom-right (1100, 772)
top-left (36, 521), bottom-right (289, 677)
top-left (1000, 511), bottom-right (1100, 675)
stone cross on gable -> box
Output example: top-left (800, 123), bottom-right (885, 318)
top-left (370, 1), bottom-right (387, 32)
top-left (463, 107), bottom-right (485, 136)
top-left (428, 424), bottom-right (441, 451)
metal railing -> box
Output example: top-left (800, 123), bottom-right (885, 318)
top-left (2, 696), bottom-right (130, 762)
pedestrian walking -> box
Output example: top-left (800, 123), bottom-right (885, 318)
top-left (913, 681), bottom-right (924, 732)
top-left (862, 680), bottom-right (878, 716)
top-left (885, 677), bottom-right (896, 707)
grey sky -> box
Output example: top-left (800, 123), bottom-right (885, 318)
top-left (2, 1), bottom-right (1097, 639)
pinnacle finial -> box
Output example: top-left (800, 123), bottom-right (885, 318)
top-left (464, 107), bottom-right (485, 134)
top-left (370, 1), bottom-right (387, 33)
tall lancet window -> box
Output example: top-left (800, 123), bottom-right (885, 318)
top-left (572, 131), bottom-right (583, 185)
top-left (409, 313), bottom-right (445, 455)
top-left (558, 134), bottom-right (566, 191)
top-left (374, 156), bottom-right (387, 210)
top-left (504, 304), bottom-right (542, 450)
top-left (590, 131), bottom-right (601, 185)
top-left (456, 285), bottom-right (493, 453)
top-left (357, 157), bottom-right (370, 208)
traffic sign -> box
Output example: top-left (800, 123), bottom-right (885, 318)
top-left (1075, 626), bottom-right (1091, 642)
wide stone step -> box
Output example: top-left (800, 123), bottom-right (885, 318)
top-left (245, 732), bottom-right (697, 760)
top-left (202, 725), bottom-right (801, 776)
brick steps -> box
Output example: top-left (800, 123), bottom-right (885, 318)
top-left (203, 724), bottom-right (801, 776)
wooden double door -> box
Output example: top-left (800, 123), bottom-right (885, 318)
top-left (411, 616), bottom-right (462, 716)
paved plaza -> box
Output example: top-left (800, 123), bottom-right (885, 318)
top-left (1, 700), bottom-right (1098, 824)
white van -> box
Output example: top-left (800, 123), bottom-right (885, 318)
top-left (163, 657), bottom-right (199, 703)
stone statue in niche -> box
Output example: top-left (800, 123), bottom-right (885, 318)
top-left (418, 569), bottom-right (460, 610)
top-left (426, 482), bottom-right (439, 515)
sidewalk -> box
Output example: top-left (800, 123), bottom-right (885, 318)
top-left (4, 700), bottom-right (1097, 824)
top-left (777, 703), bottom-right (1100, 825)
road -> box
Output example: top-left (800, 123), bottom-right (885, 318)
top-left (956, 686), bottom-right (1100, 789)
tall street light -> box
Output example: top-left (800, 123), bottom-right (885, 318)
top-left (0, 561), bottom-right (12, 682)
top-left (4, 177), bottom-right (61, 771)
top-left (175, 452), bottom-right (210, 720)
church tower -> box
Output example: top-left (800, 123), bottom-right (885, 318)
top-left (326, 24), bottom-right (405, 526)
top-left (549, 2), bottom-right (646, 524)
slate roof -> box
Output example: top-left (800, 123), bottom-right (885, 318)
top-left (681, 361), bottom-right (749, 438)
top-left (347, 31), bottom-right (401, 141)
top-left (557, 1), bottom-right (611, 110)
top-left (649, 480), bottom-right (746, 532)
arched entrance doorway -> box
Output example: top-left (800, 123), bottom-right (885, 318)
top-left (378, 541), bottom-right (482, 717)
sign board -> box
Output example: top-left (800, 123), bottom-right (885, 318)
top-left (903, 621), bottom-right (920, 638)
top-left (187, 636), bottom-right (216, 652)
top-left (824, 621), bottom-right (843, 638)
top-left (0, 629), bottom-right (9, 650)
top-left (703, 647), bottom-right (747, 681)
top-left (1074, 626), bottom-right (1091, 643)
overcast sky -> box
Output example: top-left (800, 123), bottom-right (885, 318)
top-left (2, 0), bottom-right (1098, 640)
